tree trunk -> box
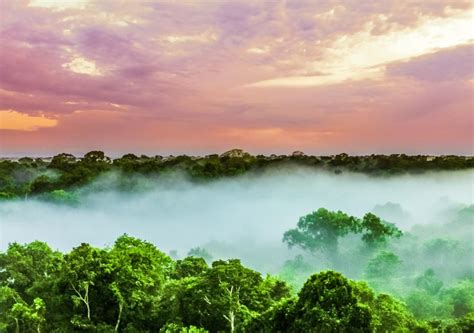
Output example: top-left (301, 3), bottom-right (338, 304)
top-left (229, 310), bottom-right (235, 333)
top-left (223, 285), bottom-right (238, 333)
top-left (114, 302), bottom-right (123, 332)
top-left (85, 302), bottom-right (91, 321)
top-left (14, 318), bottom-right (19, 333)
top-left (71, 282), bottom-right (91, 321)
top-left (85, 284), bottom-right (91, 321)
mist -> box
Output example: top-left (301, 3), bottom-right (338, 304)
top-left (1, 168), bottom-right (472, 276)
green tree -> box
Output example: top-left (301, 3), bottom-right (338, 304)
top-left (107, 235), bottom-right (174, 332)
top-left (82, 151), bottom-right (111, 165)
top-left (0, 241), bottom-right (62, 302)
top-left (365, 251), bottom-right (402, 280)
top-left (154, 277), bottom-right (200, 329)
top-left (283, 208), bottom-right (359, 258)
top-left (293, 271), bottom-right (372, 332)
top-left (49, 153), bottom-right (76, 171)
top-left (173, 257), bottom-right (208, 279)
top-left (415, 269), bottom-right (443, 295)
top-left (250, 271), bottom-right (373, 332)
top-left (360, 213), bottom-right (402, 248)
top-left (364, 251), bottom-right (402, 291)
top-left (350, 281), bottom-right (426, 332)
top-left (0, 287), bottom-right (46, 333)
top-left (11, 297), bottom-right (46, 333)
top-left (372, 294), bottom-right (426, 332)
top-left (158, 259), bottom-right (289, 332)
top-left (61, 243), bottom-right (106, 325)
top-left (244, 298), bottom-right (297, 332)
top-left (249, 275), bottom-right (426, 333)
top-left (405, 290), bottom-right (450, 320)
top-left (443, 278), bottom-right (474, 318)
top-left (445, 312), bottom-right (474, 333)
top-left (29, 175), bottom-right (55, 194)
top-left (278, 255), bottom-right (313, 291)
top-left (0, 286), bottom-right (22, 333)
top-left (44, 189), bottom-right (79, 205)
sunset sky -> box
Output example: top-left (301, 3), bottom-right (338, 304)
top-left (0, 0), bottom-right (473, 156)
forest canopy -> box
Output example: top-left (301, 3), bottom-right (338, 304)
top-left (1, 234), bottom-right (473, 333)
top-left (1, 150), bottom-right (472, 201)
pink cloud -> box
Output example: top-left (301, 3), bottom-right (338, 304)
top-left (0, 1), bottom-right (472, 155)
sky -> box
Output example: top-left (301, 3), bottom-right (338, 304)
top-left (0, 0), bottom-right (473, 156)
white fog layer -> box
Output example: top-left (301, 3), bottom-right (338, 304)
top-left (1, 168), bottom-right (473, 272)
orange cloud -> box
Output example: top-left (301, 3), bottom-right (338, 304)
top-left (0, 110), bottom-right (57, 131)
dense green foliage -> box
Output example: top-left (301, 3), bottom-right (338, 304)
top-left (283, 208), bottom-right (360, 255)
top-left (283, 209), bottom-right (402, 261)
top-left (279, 207), bottom-right (474, 330)
top-left (1, 232), bottom-right (473, 332)
top-left (1, 150), bottom-right (472, 201)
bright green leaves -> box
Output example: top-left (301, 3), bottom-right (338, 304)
top-left (62, 243), bottom-right (106, 324)
top-left (11, 297), bottom-right (46, 332)
top-left (0, 241), bottom-right (62, 301)
top-left (156, 259), bottom-right (290, 332)
top-left (106, 234), bottom-right (174, 331)
top-left (283, 208), bottom-right (402, 257)
top-left (283, 208), bottom-right (359, 254)
top-left (2, 233), bottom-right (466, 332)
top-left (294, 271), bottom-right (372, 331)
top-left (0, 286), bottom-right (46, 333)
top-left (247, 271), bottom-right (373, 332)
top-left (173, 257), bottom-right (208, 279)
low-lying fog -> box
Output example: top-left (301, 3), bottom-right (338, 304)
top-left (1, 168), bottom-right (472, 273)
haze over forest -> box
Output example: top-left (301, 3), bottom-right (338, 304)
top-left (1, 166), bottom-right (472, 257)
top-left (1, 152), bottom-right (472, 275)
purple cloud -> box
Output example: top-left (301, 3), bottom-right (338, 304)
top-left (388, 44), bottom-right (474, 81)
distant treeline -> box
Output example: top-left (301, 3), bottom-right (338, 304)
top-left (1, 235), bottom-right (472, 333)
top-left (1, 149), bottom-right (473, 200)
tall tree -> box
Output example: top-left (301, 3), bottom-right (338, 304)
top-left (107, 235), bottom-right (173, 332)
top-left (62, 243), bottom-right (106, 325)
top-left (283, 208), bottom-right (359, 257)
top-left (157, 259), bottom-right (290, 332)
top-left (248, 271), bottom-right (372, 332)
top-left (360, 213), bottom-right (402, 248)
top-left (0, 241), bottom-right (62, 302)
top-left (293, 271), bottom-right (372, 331)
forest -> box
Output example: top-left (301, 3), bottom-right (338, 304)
top-left (0, 151), bottom-right (473, 332)
top-left (0, 150), bottom-right (473, 200)
top-left (0, 222), bottom-right (473, 332)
